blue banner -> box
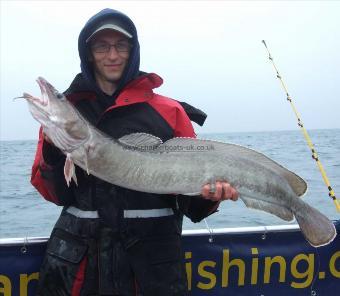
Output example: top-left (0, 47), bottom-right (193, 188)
top-left (0, 240), bottom-right (45, 296)
top-left (182, 222), bottom-right (340, 295)
top-left (1, 222), bottom-right (340, 296)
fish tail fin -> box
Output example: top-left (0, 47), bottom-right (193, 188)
top-left (294, 201), bottom-right (336, 247)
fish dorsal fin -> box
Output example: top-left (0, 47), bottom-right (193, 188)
top-left (118, 133), bottom-right (163, 150)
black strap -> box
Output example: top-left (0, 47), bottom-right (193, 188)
top-left (178, 101), bottom-right (207, 126)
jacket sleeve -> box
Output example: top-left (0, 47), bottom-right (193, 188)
top-left (173, 104), bottom-right (220, 223)
top-left (31, 127), bottom-right (75, 205)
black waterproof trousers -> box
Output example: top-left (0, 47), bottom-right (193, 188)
top-left (36, 209), bottom-right (188, 296)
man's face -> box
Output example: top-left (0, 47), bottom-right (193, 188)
top-left (89, 29), bottom-right (131, 84)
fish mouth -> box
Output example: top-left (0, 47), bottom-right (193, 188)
top-left (13, 77), bottom-right (56, 105)
top-left (37, 76), bottom-right (53, 91)
top-left (12, 77), bottom-right (55, 126)
top-left (14, 77), bottom-right (52, 106)
top-left (36, 77), bottom-right (54, 105)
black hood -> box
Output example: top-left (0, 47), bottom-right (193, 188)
top-left (78, 8), bottom-right (140, 97)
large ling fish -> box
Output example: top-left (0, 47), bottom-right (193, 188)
top-left (20, 77), bottom-right (336, 247)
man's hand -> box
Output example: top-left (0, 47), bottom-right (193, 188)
top-left (201, 181), bottom-right (239, 202)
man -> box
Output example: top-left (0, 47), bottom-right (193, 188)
top-left (31, 8), bottom-right (238, 296)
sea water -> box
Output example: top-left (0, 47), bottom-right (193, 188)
top-left (0, 129), bottom-right (339, 239)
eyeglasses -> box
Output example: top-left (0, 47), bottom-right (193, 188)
top-left (91, 42), bottom-right (132, 54)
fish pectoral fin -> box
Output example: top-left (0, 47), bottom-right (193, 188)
top-left (240, 195), bottom-right (294, 221)
top-left (118, 133), bottom-right (163, 150)
top-left (64, 153), bottom-right (77, 187)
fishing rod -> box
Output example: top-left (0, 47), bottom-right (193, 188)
top-left (262, 40), bottom-right (340, 213)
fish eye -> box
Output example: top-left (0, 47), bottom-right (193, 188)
top-left (54, 91), bottom-right (63, 99)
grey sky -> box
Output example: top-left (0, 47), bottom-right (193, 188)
top-left (1, 0), bottom-right (339, 141)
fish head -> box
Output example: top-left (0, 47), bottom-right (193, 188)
top-left (35, 77), bottom-right (74, 123)
top-left (22, 77), bottom-right (90, 152)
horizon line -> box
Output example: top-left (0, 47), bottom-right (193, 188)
top-left (1, 128), bottom-right (339, 142)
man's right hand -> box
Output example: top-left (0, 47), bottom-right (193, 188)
top-left (201, 181), bottom-right (239, 202)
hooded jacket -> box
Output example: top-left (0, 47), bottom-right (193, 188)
top-left (79, 8), bottom-right (140, 97)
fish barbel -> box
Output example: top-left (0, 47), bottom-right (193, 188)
top-left (20, 77), bottom-right (336, 247)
